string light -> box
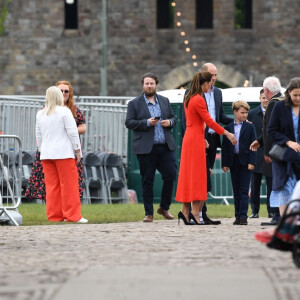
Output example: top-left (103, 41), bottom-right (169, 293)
top-left (173, 2), bottom-right (198, 68)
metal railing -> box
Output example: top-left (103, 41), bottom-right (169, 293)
top-left (209, 149), bottom-right (267, 205)
top-left (0, 135), bottom-right (22, 226)
top-left (0, 96), bottom-right (131, 162)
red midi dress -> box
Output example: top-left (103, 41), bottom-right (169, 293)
top-left (175, 94), bottom-right (225, 203)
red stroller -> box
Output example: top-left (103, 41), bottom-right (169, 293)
top-left (255, 199), bottom-right (300, 268)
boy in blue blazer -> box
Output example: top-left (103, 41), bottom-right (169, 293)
top-left (222, 101), bottom-right (257, 225)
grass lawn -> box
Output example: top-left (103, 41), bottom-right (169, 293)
top-left (17, 203), bottom-right (270, 226)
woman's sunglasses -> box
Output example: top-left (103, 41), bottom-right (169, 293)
top-left (60, 90), bottom-right (69, 94)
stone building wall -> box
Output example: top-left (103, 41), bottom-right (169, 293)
top-left (0, 0), bottom-right (299, 96)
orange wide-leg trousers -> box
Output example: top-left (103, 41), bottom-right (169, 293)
top-left (42, 158), bottom-right (82, 222)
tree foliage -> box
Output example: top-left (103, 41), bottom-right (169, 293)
top-left (0, 0), bottom-right (11, 36)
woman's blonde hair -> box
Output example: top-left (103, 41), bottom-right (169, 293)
top-left (44, 86), bottom-right (64, 115)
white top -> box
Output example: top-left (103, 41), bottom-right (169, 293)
top-left (292, 180), bottom-right (300, 200)
top-left (36, 106), bottom-right (82, 160)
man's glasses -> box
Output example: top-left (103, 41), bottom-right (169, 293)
top-left (60, 90), bottom-right (69, 94)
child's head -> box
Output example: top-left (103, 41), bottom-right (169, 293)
top-left (232, 100), bottom-right (250, 123)
top-left (259, 88), bottom-right (268, 109)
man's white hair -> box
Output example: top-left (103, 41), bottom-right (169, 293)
top-left (263, 76), bottom-right (281, 94)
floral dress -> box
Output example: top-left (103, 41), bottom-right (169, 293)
top-left (25, 106), bottom-right (86, 201)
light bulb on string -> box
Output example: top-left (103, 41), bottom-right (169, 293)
top-left (175, 4), bottom-right (197, 69)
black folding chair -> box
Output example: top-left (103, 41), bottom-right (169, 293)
top-left (83, 151), bottom-right (108, 204)
top-left (98, 152), bottom-right (128, 204)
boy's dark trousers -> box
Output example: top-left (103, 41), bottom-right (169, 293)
top-left (230, 154), bottom-right (252, 219)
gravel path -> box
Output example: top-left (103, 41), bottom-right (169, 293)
top-left (0, 217), bottom-right (299, 300)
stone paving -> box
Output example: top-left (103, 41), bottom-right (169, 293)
top-left (0, 217), bottom-right (299, 300)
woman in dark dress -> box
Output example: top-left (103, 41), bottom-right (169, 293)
top-left (25, 81), bottom-right (86, 201)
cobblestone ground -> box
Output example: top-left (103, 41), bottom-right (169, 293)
top-left (0, 218), bottom-right (299, 300)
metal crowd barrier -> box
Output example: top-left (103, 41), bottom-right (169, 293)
top-left (0, 96), bottom-right (130, 162)
top-left (0, 135), bottom-right (22, 226)
top-left (209, 149), bottom-right (267, 205)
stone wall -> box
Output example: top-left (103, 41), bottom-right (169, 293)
top-left (0, 0), bottom-right (299, 96)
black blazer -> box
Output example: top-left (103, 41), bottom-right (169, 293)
top-left (256, 92), bottom-right (282, 177)
top-left (248, 105), bottom-right (264, 173)
top-left (222, 121), bottom-right (257, 168)
top-left (268, 100), bottom-right (300, 189)
top-left (125, 94), bottom-right (176, 155)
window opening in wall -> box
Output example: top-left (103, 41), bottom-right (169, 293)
top-left (196, 0), bottom-right (213, 29)
top-left (65, 0), bottom-right (78, 29)
top-left (235, 0), bottom-right (252, 29)
top-left (157, 0), bottom-right (175, 29)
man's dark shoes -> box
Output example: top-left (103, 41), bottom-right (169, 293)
top-left (261, 218), bottom-right (278, 226)
top-left (233, 218), bottom-right (240, 225)
top-left (268, 213), bottom-right (275, 218)
top-left (143, 215), bottom-right (153, 222)
top-left (203, 215), bottom-right (221, 225)
top-left (249, 213), bottom-right (259, 218)
top-left (157, 207), bottom-right (174, 220)
top-left (239, 218), bottom-right (248, 225)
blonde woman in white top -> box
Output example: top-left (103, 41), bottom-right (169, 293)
top-left (36, 86), bottom-right (87, 223)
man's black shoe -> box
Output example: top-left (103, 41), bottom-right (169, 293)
top-left (203, 216), bottom-right (221, 225)
top-left (249, 213), bottom-right (259, 218)
top-left (239, 218), bottom-right (248, 225)
top-left (261, 218), bottom-right (278, 226)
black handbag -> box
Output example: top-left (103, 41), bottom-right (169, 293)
top-left (269, 144), bottom-right (287, 162)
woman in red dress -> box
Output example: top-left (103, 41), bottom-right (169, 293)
top-left (175, 72), bottom-right (236, 225)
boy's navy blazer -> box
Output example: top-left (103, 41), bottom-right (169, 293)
top-left (222, 121), bottom-right (257, 168)
top-left (268, 100), bottom-right (300, 189)
top-left (125, 94), bottom-right (176, 155)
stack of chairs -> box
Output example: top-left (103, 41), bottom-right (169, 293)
top-left (83, 151), bottom-right (129, 204)
top-left (15, 150), bottom-right (36, 200)
top-left (97, 152), bottom-right (129, 204)
top-left (82, 151), bottom-right (108, 204)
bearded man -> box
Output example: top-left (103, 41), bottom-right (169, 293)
top-left (125, 72), bottom-right (177, 222)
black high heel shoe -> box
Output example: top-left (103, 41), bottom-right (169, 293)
top-left (189, 212), bottom-right (202, 225)
top-left (178, 211), bottom-right (190, 225)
